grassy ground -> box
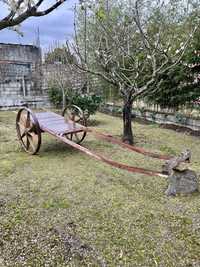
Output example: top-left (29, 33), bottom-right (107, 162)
top-left (0, 111), bottom-right (200, 267)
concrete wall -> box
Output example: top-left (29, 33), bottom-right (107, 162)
top-left (0, 43), bottom-right (102, 110)
top-left (0, 43), bottom-right (44, 109)
top-left (101, 103), bottom-right (200, 133)
top-left (0, 43), bottom-right (41, 62)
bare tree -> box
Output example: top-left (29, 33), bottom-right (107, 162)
top-left (67, 0), bottom-right (200, 144)
top-left (49, 63), bottom-right (73, 109)
top-left (0, 0), bottom-right (67, 31)
top-left (45, 44), bottom-right (85, 109)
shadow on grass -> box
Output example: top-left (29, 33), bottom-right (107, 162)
top-left (41, 139), bottom-right (110, 156)
top-left (41, 141), bottom-right (77, 156)
top-left (87, 118), bottom-right (108, 127)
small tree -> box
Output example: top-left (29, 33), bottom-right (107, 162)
top-left (48, 64), bottom-right (73, 109)
top-left (0, 0), bottom-right (67, 31)
top-left (45, 46), bottom-right (75, 65)
top-left (46, 45), bottom-right (85, 109)
top-left (67, 0), bottom-right (200, 144)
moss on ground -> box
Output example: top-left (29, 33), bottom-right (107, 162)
top-left (0, 111), bottom-right (200, 266)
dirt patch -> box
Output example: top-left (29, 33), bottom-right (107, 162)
top-left (160, 123), bottom-right (200, 137)
top-left (53, 226), bottom-right (107, 267)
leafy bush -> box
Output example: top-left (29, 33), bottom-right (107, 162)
top-left (69, 93), bottom-right (103, 118)
top-left (48, 87), bottom-right (103, 117)
top-left (175, 112), bottom-right (187, 124)
top-left (144, 28), bottom-right (200, 110)
top-left (145, 64), bottom-right (200, 110)
top-left (48, 86), bottom-right (63, 107)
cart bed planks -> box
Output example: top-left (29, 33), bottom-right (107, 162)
top-left (35, 111), bottom-right (85, 136)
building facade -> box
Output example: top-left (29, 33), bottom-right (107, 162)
top-left (0, 43), bottom-right (99, 110)
top-left (0, 43), bottom-right (45, 109)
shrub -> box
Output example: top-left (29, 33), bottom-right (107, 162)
top-left (69, 93), bottom-right (103, 118)
top-left (48, 87), bottom-right (103, 117)
top-left (145, 64), bottom-right (200, 110)
top-left (48, 86), bottom-right (63, 107)
top-left (175, 112), bottom-right (187, 124)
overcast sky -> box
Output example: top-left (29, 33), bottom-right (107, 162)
top-left (0, 0), bottom-right (78, 51)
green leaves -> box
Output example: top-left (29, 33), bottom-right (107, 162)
top-left (95, 7), bottom-right (106, 21)
top-left (145, 64), bottom-right (200, 109)
top-left (68, 93), bottom-right (103, 116)
top-left (48, 86), bottom-right (103, 116)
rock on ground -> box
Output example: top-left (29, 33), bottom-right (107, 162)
top-left (165, 169), bottom-right (199, 196)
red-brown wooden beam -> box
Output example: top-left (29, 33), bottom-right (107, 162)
top-left (41, 126), bottom-right (167, 178)
top-left (88, 129), bottom-right (171, 160)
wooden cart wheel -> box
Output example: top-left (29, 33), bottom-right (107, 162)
top-left (16, 107), bottom-right (41, 154)
top-left (62, 105), bottom-right (87, 144)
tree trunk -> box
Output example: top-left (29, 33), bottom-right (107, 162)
top-left (122, 99), bottom-right (134, 145)
top-left (62, 89), bottom-right (66, 109)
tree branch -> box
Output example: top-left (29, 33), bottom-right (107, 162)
top-left (34, 0), bottom-right (66, 16)
top-left (35, 0), bottom-right (44, 8)
top-left (2, 0), bottom-right (25, 21)
top-left (0, 0), bottom-right (66, 31)
top-left (74, 62), bottom-right (118, 86)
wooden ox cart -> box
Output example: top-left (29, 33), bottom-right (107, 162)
top-left (16, 106), bottom-right (192, 179)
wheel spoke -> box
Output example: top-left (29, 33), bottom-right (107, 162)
top-left (74, 132), bottom-right (80, 142)
top-left (29, 132), bottom-right (38, 146)
top-left (21, 133), bottom-right (27, 141)
top-left (17, 122), bottom-right (26, 137)
top-left (27, 125), bottom-right (35, 135)
top-left (28, 131), bottom-right (36, 138)
top-left (75, 115), bottom-right (80, 123)
top-left (26, 111), bottom-right (31, 128)
top-left (66, 133), bottom-right (73, 140)
top-left (18, 122), bottom-right (34, 139)
top-left (20, 114), bottom-right (27, 126)
top-left (71, 113), bottom-right (75, 121)
top-left (27, 134), bottom-right (35, 152)
top-left (21, 132), bottom-right (26, 139)
top-left (26, 134), bottom-right (30, 150)
top-left (70, 133), bottom-right (73, 140)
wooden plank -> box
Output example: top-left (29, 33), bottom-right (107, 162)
top-left (40, 123), bottom-right (84, 135)
top-left (35, 112), bottom-right (62, 121)
top-left (35, 112), bottom-right (86, 135)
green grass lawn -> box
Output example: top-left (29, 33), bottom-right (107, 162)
top-left (0, 111), bottom-right (200, 267)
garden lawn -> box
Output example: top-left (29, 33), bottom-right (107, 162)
top-left (0, 111), bottom-right (200, 267)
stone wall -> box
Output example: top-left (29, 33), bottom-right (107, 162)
top-left (0, 43), bottom-right (44, 109)
top-left (101, 103), bottom-right (200, 133)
